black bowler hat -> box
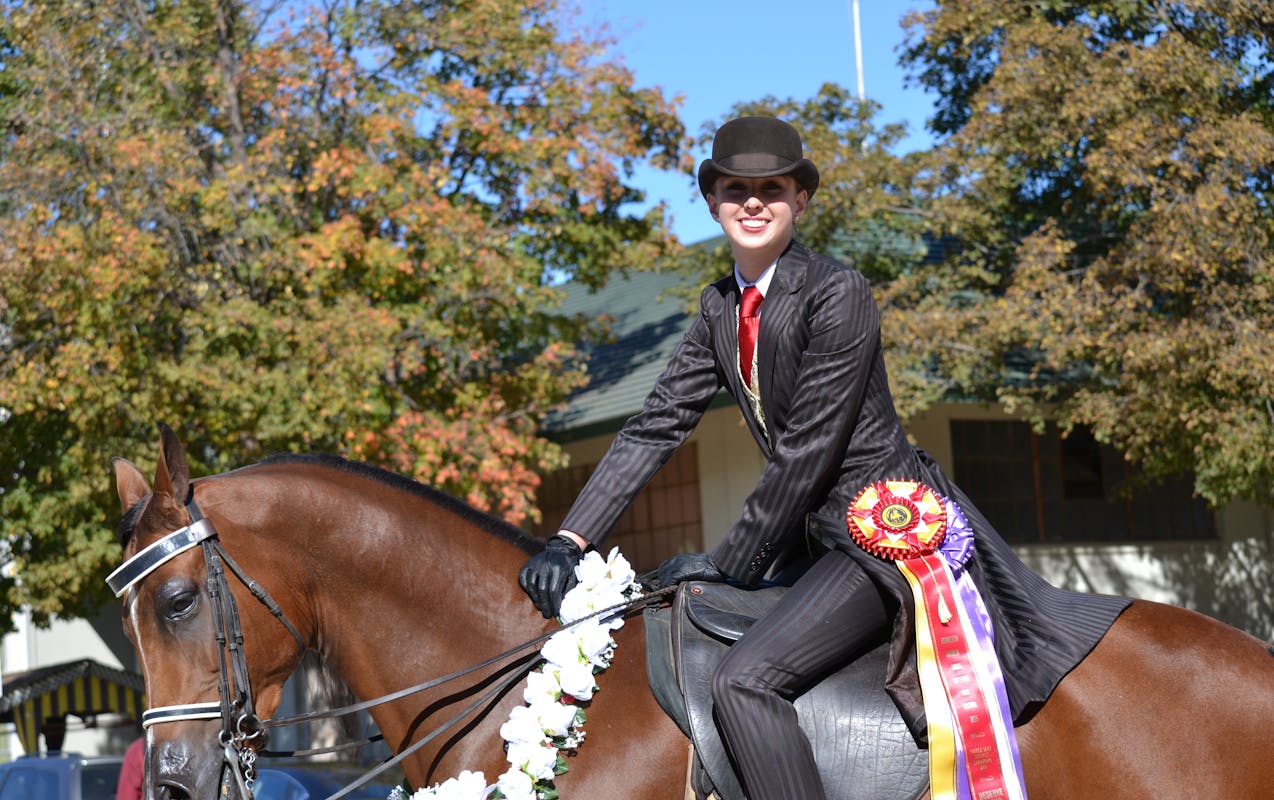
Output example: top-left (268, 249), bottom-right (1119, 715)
top-left (697, 116), bottom-right (820, 198)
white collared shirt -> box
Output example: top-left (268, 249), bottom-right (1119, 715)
top-left (734, 260), bottom-right (778, 296)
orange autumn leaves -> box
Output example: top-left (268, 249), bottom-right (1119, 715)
top-left (0, 0), bottom-right (684, 623)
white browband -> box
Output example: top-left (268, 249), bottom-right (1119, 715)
top-left (106, 518), bottom-right (217, 597)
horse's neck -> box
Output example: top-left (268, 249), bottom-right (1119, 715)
top-left (298, 484), bottom-right (549, 776)
top-left (289, 479), bottom-right (545, 704)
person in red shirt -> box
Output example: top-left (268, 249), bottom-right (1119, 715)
top-left (116, 736), bottom-right (144, 800)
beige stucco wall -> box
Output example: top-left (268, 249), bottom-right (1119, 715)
top-left (691, 409), bottom-right (767, 551)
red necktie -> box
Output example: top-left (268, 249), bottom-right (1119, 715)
top-left (739, 285), bottom-right (763, 387)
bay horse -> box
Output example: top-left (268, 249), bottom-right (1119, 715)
top-left (111, 425), bottom-right (1274, 799)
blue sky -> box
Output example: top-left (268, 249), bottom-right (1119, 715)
top-left (583, 1), bottom-right (939, 244)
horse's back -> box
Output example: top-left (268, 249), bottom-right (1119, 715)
top-left (1018, 599), bottom-right (1274, 799)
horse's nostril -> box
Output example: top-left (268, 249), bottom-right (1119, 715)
top-left (156, 782), bottom-right (192, 800)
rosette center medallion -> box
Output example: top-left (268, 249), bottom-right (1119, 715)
top-left (847, 480), bottom-right (948, 561)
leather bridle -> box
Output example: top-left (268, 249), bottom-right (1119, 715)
top-left (107, 496), bottom-right (305, 794)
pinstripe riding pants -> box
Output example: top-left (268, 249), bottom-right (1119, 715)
top-left (711, 548), bottom-right (891, 800)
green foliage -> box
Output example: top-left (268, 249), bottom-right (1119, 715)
top-left (895, 0), bottom-right (1274, 507)
top-left (0, 0), bottom-right (687, 628)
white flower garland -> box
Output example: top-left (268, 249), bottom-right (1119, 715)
top-left (390, 548), bottom-right (640, 800)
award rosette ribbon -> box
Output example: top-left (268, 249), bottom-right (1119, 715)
top-left (847, 481), bottom-right (1028, 800)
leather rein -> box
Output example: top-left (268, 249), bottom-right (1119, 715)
top-left (107, 495), bottom-right (668, 800)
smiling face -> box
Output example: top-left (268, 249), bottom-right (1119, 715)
top-left (706, 174), bottom-right (808, 280)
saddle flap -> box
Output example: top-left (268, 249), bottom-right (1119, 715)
top-left (681, 581), bottom-right (770, 642)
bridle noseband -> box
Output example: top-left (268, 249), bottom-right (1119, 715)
top-left (108, 496), bottom-right (305, 791)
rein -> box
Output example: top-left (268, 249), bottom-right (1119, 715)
top-left (269, 586), bottom-right (669, 800)
top-left (108, 501), bottom-right (673, 799)
top-left (265, 572), bottom-right (673, 734)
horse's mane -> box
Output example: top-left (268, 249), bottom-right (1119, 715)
top-left (252, 452), bottom-right (542, 554)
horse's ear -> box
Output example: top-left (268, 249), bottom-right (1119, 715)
top-left (153, 423), bottom-right (190, 505)
top-left (112, 457), bottom-right (150, 515)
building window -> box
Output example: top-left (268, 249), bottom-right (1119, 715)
top-left (950, 420), bottom-right (1216, 544)
top-left (1059, 427), bottom-right (1105, 500)
top-left (533, 442), bottom-right (703, 571)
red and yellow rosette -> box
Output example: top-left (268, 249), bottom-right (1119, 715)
top-left (848, 481), bottom-right (1027, 800)
top-left (847, 481), bottom-right (949, 562)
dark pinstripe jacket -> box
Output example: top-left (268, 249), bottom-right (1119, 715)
top-left (564, 239), bottom-right (919, 578)
top-left (561, 240), bottom-right (1129, 733)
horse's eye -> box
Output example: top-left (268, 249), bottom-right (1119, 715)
top-left (156, 577), bottom-right (201, 622)
top-left (170, 592), bottom-right (198, 619)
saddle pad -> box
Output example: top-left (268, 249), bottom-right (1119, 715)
top-left (670, 582), bottom-right (929, 800)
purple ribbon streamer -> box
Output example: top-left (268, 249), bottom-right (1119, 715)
top-left (938, 497), bottom-right (1028, 798)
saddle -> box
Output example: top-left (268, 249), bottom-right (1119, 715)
top-left (644, 582), bottom-right (929, 800)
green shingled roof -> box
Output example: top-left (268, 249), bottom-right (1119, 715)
top-left (545, 267), bottom-right (730, 441)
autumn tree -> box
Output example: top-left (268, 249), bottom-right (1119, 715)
top-left (891, 0), bottom-right (1274, 507)
top-left (0, 0), bottom-right (688, 627)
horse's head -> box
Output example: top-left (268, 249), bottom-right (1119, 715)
top-left (112, 425), bottom-right (308, 800)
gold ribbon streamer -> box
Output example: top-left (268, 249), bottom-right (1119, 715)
top-left (899, 558), bottom-right (960, 800)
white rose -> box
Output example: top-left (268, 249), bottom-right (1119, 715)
top-left (408, 769), bottom-right (488, 800)
top-left (529, 696), bottom-right (578, 737)
top-left (493, 768), bottom-right (535, 800)
top-left (521, 668), bottom-right (561, 707)
top-left (552, 659), bottom-right (598, 701)
top-left (499, 705), bottom-right (549, 746)
top-left (505, 740), bottom-right (558, 781)
top-left (540, 627), bottom-right (587, 669)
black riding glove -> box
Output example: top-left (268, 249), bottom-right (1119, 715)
top-left (519, 535), bottom-right (584, 619)
top-left (647, 552), bottom-right (725, 590)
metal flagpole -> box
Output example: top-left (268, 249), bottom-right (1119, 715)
top-left (852, 0), bottom-right (865, 101)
